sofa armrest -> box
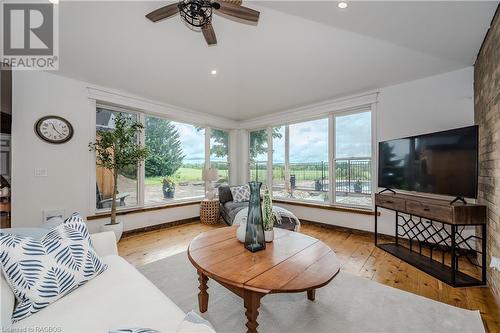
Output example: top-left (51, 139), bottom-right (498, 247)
top-left (90, 231), bottom-right (118, 257)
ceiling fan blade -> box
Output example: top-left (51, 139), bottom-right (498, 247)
top-left (146, 3), bottom-right (179, 22)
top-left (202, 23), bottom-right (217, 45)
top-left (215, 2), bottom-right (259, 22)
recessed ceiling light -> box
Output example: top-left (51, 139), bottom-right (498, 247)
top-left (210, 69), bottom-right (217, 75)
top-left (49, 0), bottom-right (59, 4)
top-left (338, 2), bottom-right (348, 9)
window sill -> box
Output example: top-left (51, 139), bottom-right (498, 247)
top-left (87, 200), bottom-right (202, 221)
top-left (273, 199), bottom-right (378, 216)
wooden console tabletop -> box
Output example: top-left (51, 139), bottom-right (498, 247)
top-left (187, 226), bottom-right (340, 333)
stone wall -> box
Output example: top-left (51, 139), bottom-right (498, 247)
top-left (474, 6), bottom-right (500, 301)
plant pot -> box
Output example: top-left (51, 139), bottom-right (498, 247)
top-left (264, 229), bottom-right (274, 242)
top-left (162, 183), bottom-right (175, 199)
top-left (100, 221), bottom-right (123, 242)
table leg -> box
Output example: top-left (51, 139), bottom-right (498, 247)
top-left (307, 289), bottom-right (316, 301)
top-left (244, 290), bottom-right (263, 333)
top-left (197, 270), bottom-right (209, 313)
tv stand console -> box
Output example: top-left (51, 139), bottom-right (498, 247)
top-left (374, 192), bottom-right (487, 287)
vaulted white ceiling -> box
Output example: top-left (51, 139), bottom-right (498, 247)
top-left (57, 1), bottom-right (497, 120)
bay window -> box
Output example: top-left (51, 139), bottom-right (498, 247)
top-left (250, 109), bottom-right (373, 208)
top-left (94, 106), bottom-right (229, 211)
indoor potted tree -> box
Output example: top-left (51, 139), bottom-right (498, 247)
top-left (89, 113), bottom-right (148, 242)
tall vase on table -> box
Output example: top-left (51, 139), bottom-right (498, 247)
top-left (245, 181), bottom-right (266, 252)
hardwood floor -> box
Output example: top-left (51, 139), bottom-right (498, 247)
top-left (118, 221), bottom-right (500, 333)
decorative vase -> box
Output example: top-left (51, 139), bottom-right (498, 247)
top-left (264, 229), bottom-right (274, 242)
top-left (244, 181), bottom-right (266, 252)
top-left (100, 221), bottom-right (123, 242)
top-left (236, 219), bottom-right (247, 243)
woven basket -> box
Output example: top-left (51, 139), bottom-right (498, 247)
top-left (200, 200), bottom-right (220, 224)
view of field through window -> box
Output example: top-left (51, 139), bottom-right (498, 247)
top-left (95, 108), bottom-right (232, 210)
top-left (249, 112), bottom-right (372, 207)
top-left (144, 116), bottom-right (205, 204)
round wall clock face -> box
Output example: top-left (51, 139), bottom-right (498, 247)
top-left (35, 116), bottom-right (74, 144)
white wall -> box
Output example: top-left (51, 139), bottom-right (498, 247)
top-left (11, 71), bottom-right (229, 231)
top-left (12, 71), bottom-right (93, 228)
top-left (11, 67), bottom-right (474, 234)
top-left (377, 67), bottom-right (474, 142)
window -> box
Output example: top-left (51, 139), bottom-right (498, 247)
top-left (95, 108), bottom-right (138, 210)
top-left (271, 119), bottom-right (329, 203)
top-left (94, 107), bottom-right (230, 211)
top-left (334, 111), bottom-right (372, 207)
top-left (249, 129), bottom-right (268, 184)
top-left (144, 116), bottom-right (205, 204)
top-left (253, 109), bottom-right (372, 208)
top-left (210, 129), bottom-right (229, 185)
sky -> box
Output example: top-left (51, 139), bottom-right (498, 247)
top-left (271, 112), bottom-right (371, 163)
top-left (168, 111), bottom-right (371, 164)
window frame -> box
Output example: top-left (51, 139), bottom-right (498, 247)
top-left (248, 127), bottom-right (269, 184)
top-left (249, 107), bottom-right (374, 210)
top-left (92, 104), bottom-right (231, 213)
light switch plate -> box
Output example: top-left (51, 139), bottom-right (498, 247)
top-left (34, 168), bottom-right (48, 177)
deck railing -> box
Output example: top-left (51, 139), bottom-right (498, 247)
top-left (250, 159), bottom-right (371, 195)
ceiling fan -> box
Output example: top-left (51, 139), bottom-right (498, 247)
top-left (146, 0), bottom-right (260, 46)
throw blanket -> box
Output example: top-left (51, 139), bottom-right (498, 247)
top-left (233, 206), bottom-right (301, 232)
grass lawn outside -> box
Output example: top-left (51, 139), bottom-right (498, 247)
top-left (145, 167), bottom-right (203, 185)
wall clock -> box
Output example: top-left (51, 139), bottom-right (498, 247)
top-left (34, 116), bottom-right (74, 144)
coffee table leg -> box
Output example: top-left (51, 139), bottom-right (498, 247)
top-left (307, 289), bottom-right (316, 301)
top-left (244, 290), bottom-right (263, 333)
top-left (197, 270), bottom-right (209, 313)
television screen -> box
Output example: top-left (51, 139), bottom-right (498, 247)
top-left (378, 126), bottom-right (478, 198)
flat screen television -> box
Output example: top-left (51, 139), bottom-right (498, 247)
top-left (378, 125), bottom-right (478, 198)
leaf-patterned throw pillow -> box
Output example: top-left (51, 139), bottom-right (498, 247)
top-left (0, 213), bottom-right (107, 322)
top-left (230, 184), bottom-right (250, 203)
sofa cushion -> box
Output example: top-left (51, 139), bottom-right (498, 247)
top-left (218, 186), bottom-right (233, 204)
top-left (229, 184), bottom-right (250, 203)
top-left (10, 255), bottom-right (186, 332)
top-left (0, 213), bottom-right (107, 322)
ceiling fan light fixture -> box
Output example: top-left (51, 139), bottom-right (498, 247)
top-left (338, 1), bottom-right (348, 9)
top-left (179, 0), bottom-right (213, 28)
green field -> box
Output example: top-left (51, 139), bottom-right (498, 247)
top-left (145, 167), bottom-right (228, 185)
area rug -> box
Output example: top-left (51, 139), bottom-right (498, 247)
top-left (138, 252), bottom-right (485, 333)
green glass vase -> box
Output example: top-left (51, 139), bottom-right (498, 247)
top-left (245, 181), bottom-right (266, 252)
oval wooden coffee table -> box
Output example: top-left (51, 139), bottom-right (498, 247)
top-left (187, 226), bottom-right (340, 333)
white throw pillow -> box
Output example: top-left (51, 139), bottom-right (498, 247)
top-left (230, 184), bottom-right (250, 203)
top-left (0, 213), bottom-right (107, 322)
top-left (176, 311), bottom-right (216, 333)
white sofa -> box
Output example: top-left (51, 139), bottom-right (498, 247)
top-left (1, 231), bottom-right (187, 332)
